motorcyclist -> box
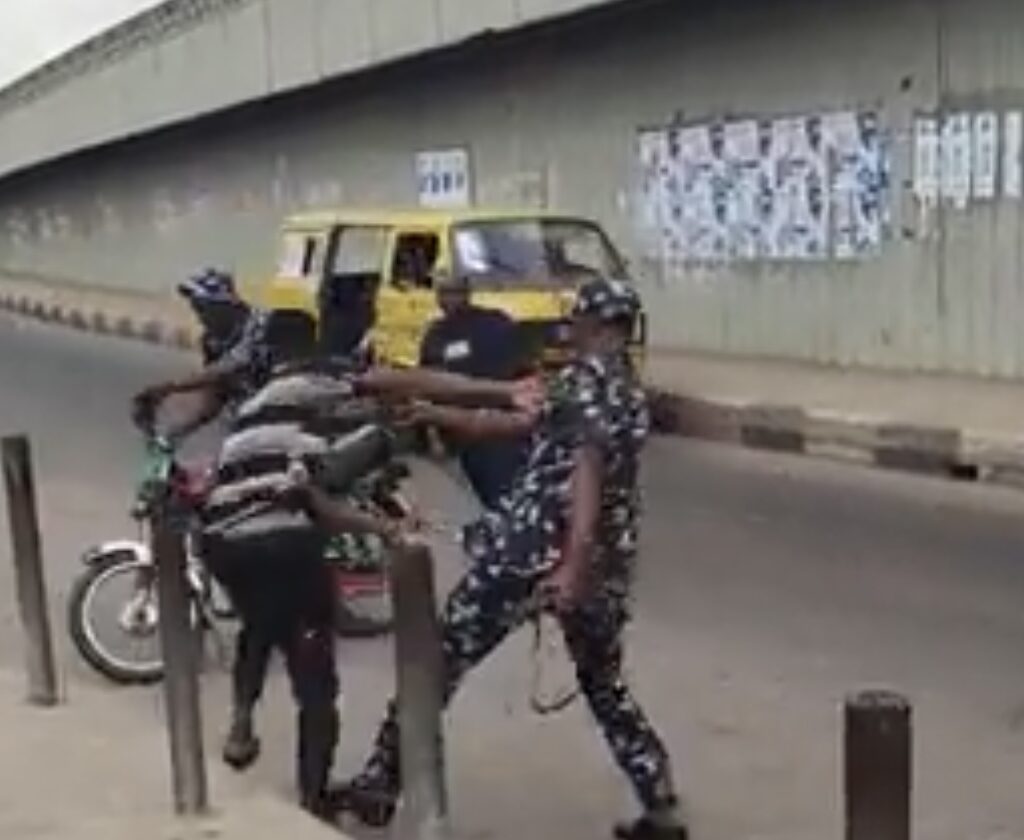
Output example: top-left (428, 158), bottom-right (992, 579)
top-left (135, 269), bottom-right (272, 433)
top-left (135, 269), bottom-right (277, 770)
top-left (199, 308), bottom-right (408, 818)
top-left (178, 268), bottom-right (260, 367)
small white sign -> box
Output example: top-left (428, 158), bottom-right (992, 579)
top-left (913, 117), bottom-right (939, 202)
top-left (1004, 111), bottom-right (1023, 199)
top-left (416, 148), bottom-right (472, 208)
top-left (972, 112), bottom-right (998, 200)
top-left (941, 113), bottom-right (972, 209)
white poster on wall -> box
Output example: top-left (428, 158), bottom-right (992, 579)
top-left (942, 113), bottom-right (972, 208)
top-left (416, 148), bottom-right (472, 208)
top-left (772, 116), bottom-right (828, 259)
top-left (913, 117), bottom-right (940, 202)
top-left (723, 119), bottom-right (763, 260)
top-left (1004, 111), bottom-right (1023, 199)
top-left (827, 111), bottom-right (885, 259)
top-left (972, 112), bottom-right (998, 200)
top-left (636, 129), bottom-right (669, 258)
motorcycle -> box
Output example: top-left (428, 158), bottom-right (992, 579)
top-left (68, 427), bottom-right (412, 686)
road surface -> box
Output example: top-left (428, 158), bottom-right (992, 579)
top-left (1, 312), bottom-right (1023, 840)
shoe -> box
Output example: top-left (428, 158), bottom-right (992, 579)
top-left (614, 816), bottom-right (689, 840)
top-left (324, 780), bottom-right (398, 828)
top-left (300, 793), bottom-right (338, 825)
top-left (222, 716), bottom-right (261, 771)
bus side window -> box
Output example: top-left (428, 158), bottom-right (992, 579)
top-left (392, 233), bottom-right (440, 289)
top-left (279, 232), bottom-right (324, 281)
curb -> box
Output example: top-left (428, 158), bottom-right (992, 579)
top-left (648, 388), bottom-right (1024, 490)
top-left (0, 288), bottom-right (200, 353)
top-left (3, 283), bottom-right (1024, 491)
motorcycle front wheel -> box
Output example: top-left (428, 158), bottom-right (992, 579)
top-left (67, 549), bottom-right (168, 685)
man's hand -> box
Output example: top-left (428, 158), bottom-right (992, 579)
top-left (408, 399), bottom-right (444, 426)
top-left (277, 460), bottom-right (314, 510)
top-left (132, 386), bottom-right (169, 431)
top-left (540, 560), bottom-right (588, 614)
top-left (511, 376), bottom-right (545, 416)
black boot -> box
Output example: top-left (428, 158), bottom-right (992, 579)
top-left (222, 710), bottom-right (260, 771)
top-left (324, 778), bottom-right (398, 828)
top-left (614, 816), bottom-right (689, 840)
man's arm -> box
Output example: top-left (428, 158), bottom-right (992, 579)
top-left (412, 401), bottom-right (536, 440)
top-left (137, 359), bottom-right (244, 402)
top-left (304, 485), bottom-right (401, 541)
top-left (562, 444), bottom-right (603, 573)
top-left (162, 386), bottom-right (229, 439)
top-left (544, 444), bottom-right (603, 611)
top-left (357, 366), bottom-right (517, 406)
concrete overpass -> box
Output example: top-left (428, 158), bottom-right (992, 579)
top-left (2, 0), bottom-right (1024, 379)
top-left (0, 0), bottom-right (622, 178)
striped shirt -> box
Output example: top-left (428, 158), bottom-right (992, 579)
top-left (202, 361), bottom-right (378, 543)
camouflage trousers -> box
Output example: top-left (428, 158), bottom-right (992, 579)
top-left (353, 551), bottom-right (678, 811)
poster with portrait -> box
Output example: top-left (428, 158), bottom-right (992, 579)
top-left (634, 108), bottom-right (889, 267)
top-left (826, 111), bottom-right (887, 259)
top-left (972, 112), bottom-right (998, 200)
top-left (636, 129), bottom-right (670, 258)
top-left (723, 119), bottom-right (765, 260)
top-left (772, 115), bottom-right (828, 259)
top-left (913, 117), bottom-right (940, 202)
top-left (941, 113), bottom-right (972, 208)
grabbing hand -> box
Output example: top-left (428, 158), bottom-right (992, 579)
top-left (540, 561), bottom-right (587, 614)
top-left (511, 376), bottom-right (545, 416)
top-left (131, 387), bottom-right (167, 431)
top-left (277, 460), bottom-right (313, 510)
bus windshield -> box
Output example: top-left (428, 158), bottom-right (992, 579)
top-left (452, 218), bottom-right (627, 284)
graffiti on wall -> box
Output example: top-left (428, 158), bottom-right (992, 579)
top-left (913, 110), bottom-right (1023, 209)
top-left (636, 110), bottom-right (890, 265)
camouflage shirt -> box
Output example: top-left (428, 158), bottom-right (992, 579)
top-left (213, 307), bottom-right (273, 407)
top-left (461, 349), bottom-right (649, 596)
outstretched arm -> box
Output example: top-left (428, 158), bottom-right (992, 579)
top-left (357, 366), bottom-right (518, 406)
top-left (303, 485), bottom-right (402, 542)
top-left (411, 401), bottom-right (536, 440)
top-left (137, 359), bottom-right (244, 402)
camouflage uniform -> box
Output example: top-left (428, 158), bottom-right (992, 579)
top-left (342, 279), bottom-right (678, 819)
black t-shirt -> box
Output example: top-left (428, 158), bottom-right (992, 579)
top-left (418, 306), bottom-right (528, 508)
top-left (419, 306), bottom-right (527, 382)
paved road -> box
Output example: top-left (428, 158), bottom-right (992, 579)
top-left (1, 313), bottom-right (1023, 840)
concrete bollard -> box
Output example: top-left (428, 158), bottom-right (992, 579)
top-left (152, 511), bottom-right (209, 815)
top-left (844, 689), bottom-right (911, 840)
top-left (391, 540), bottom-right (450, 839)
top-left (1, 435), bottom-right (59, 706)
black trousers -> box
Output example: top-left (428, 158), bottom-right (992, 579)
top-left (204, 529), bottom-right (339, 805)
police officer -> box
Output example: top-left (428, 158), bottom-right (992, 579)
top-left (200, 309), bottom-right (402, 818)
top-left (330, 278), bottom-right (687, 840)
top-left (418, 272), bottom-right (529, 509)
top-left (177, 269), bottom-right (260, 367)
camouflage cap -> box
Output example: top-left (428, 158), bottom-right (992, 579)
top-left (571, 277), bottom-right (642, 325)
